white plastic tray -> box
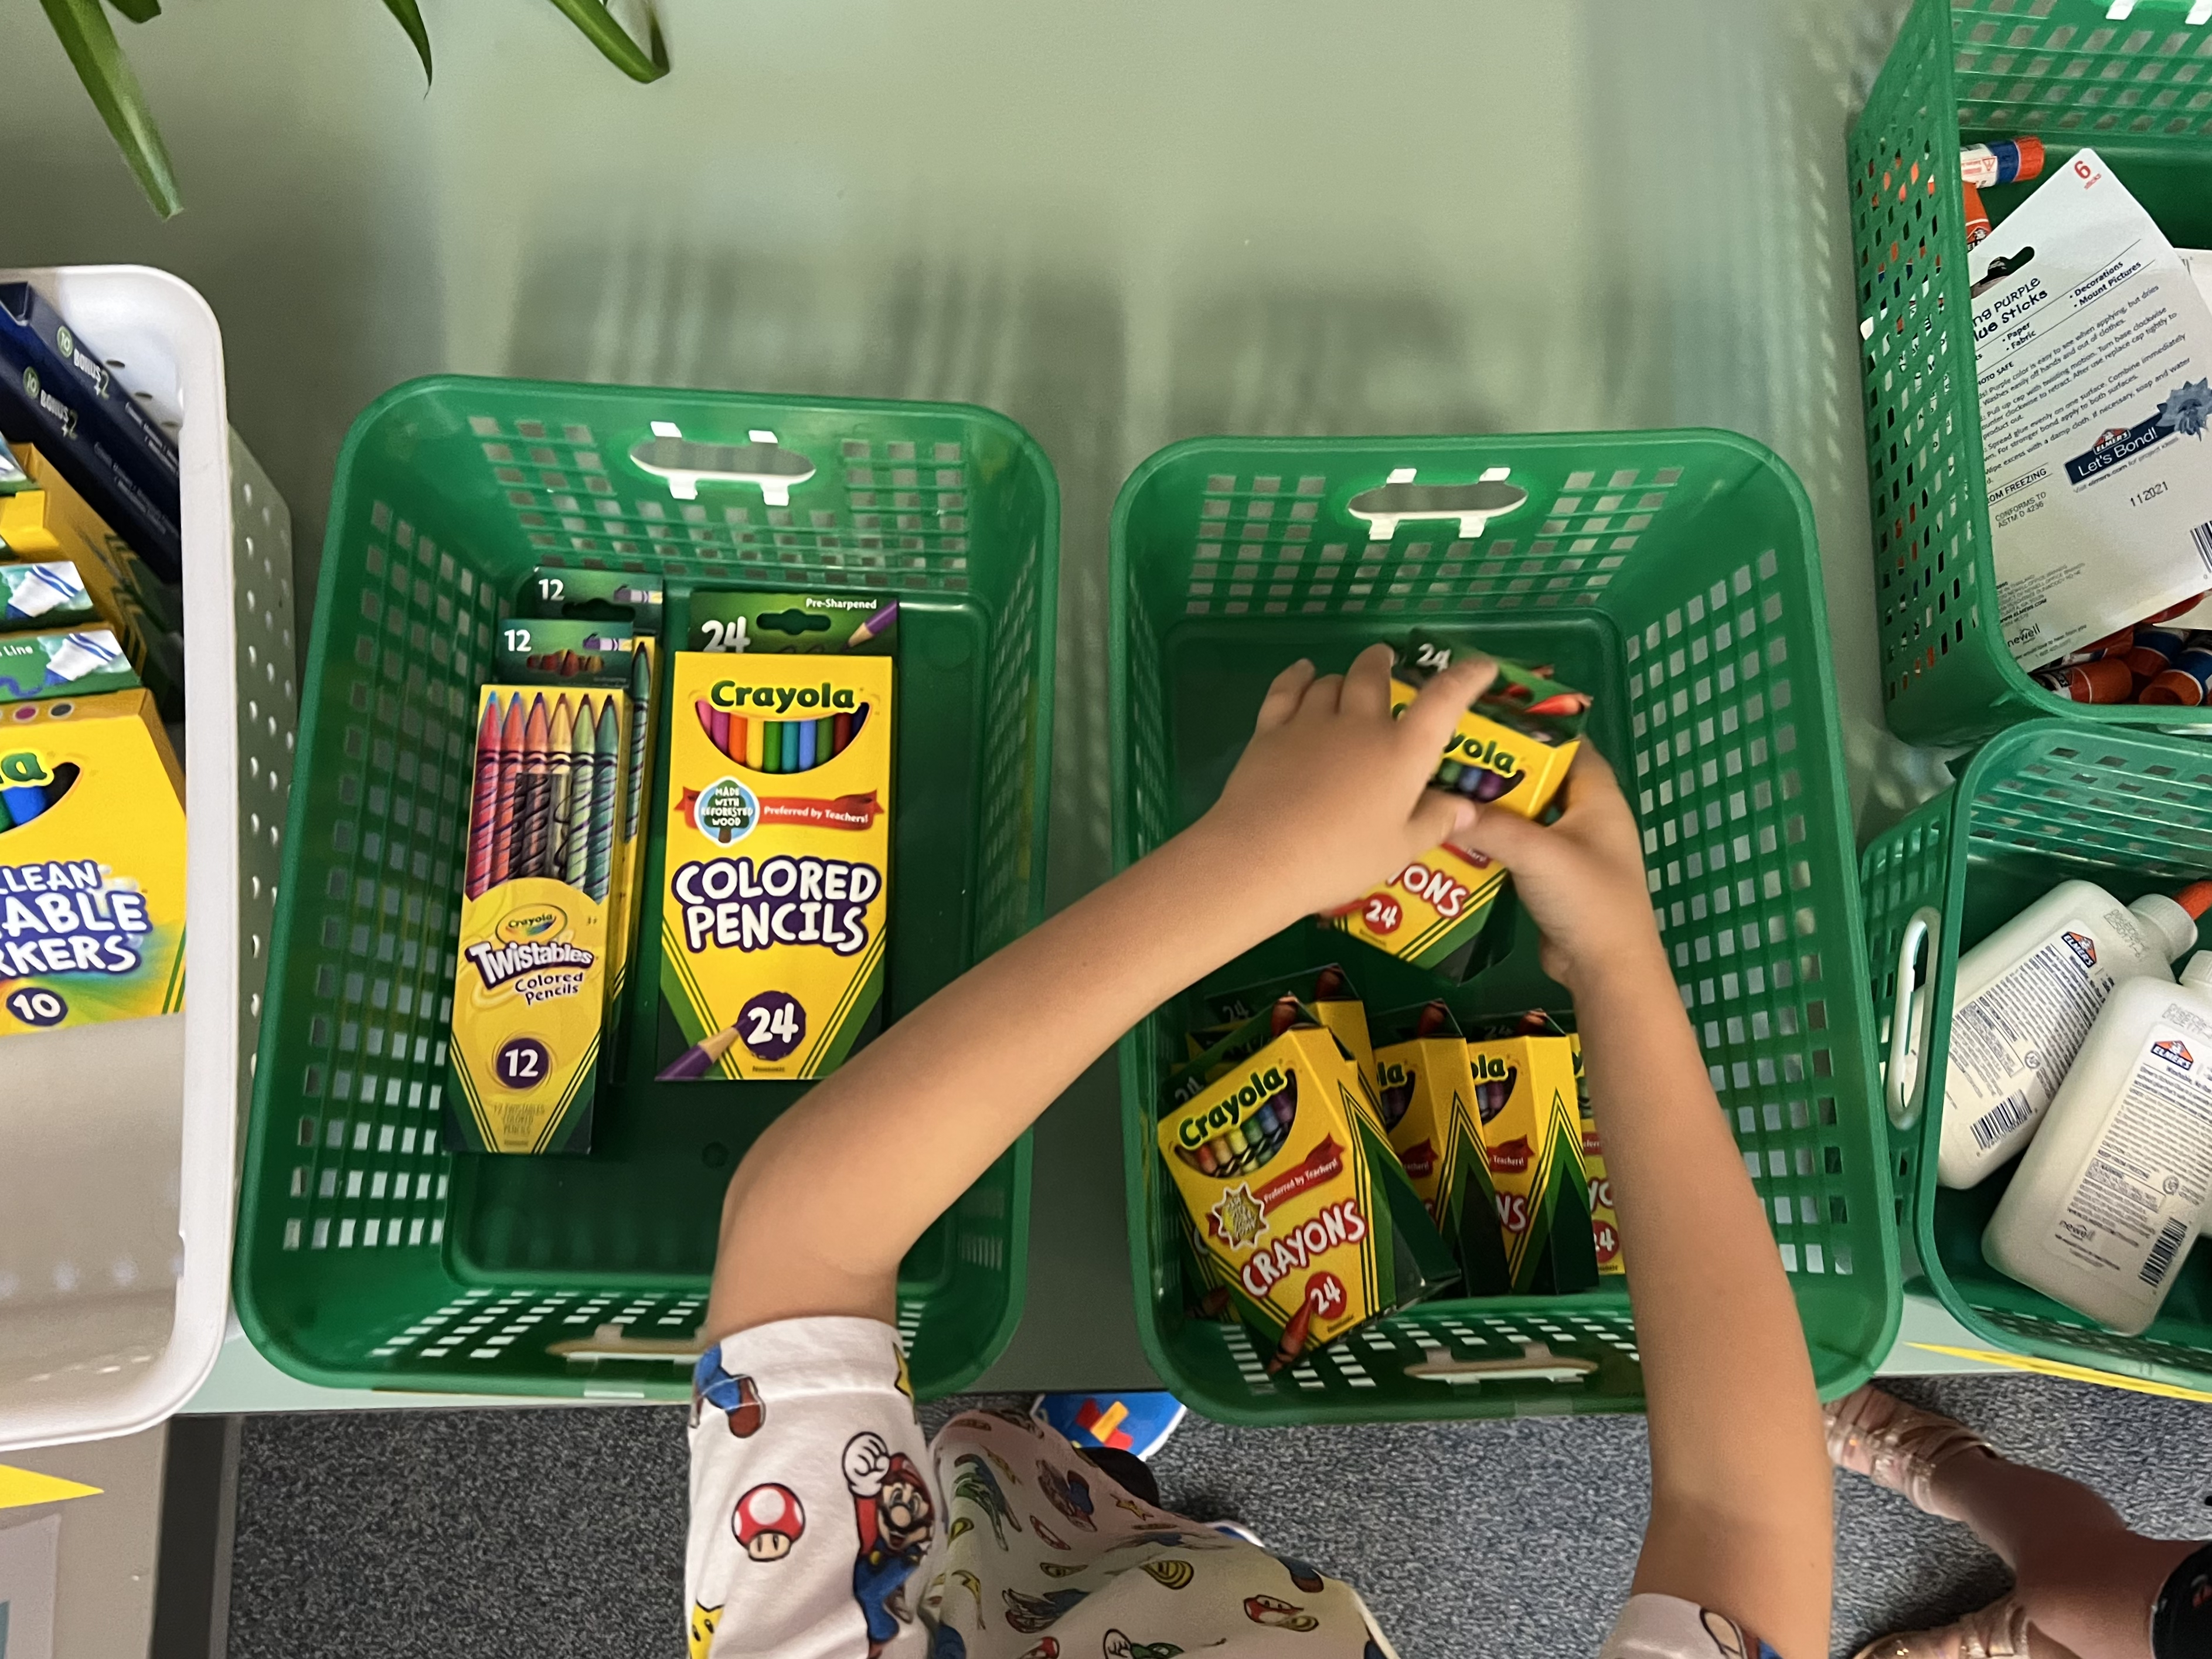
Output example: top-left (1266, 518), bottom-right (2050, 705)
top-left (0, 266), bottom-right (295, 1451)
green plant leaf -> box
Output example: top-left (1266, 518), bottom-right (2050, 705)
top-left (379, 0), bottom-right (433, 85)
top-left (542, 0), bottom-right (669, 83)
top-left (38, 0), bottom-right (182, 219)
top-left (104, 0), bottom-right (161, 22)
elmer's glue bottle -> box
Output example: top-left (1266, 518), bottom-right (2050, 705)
top-left (1982, 951), bottom-right (2212, 1334)
top-left (1937, 881), bottom-right (2212, 1189)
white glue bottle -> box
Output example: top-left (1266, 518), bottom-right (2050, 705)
top-left (1937, 880), bottom-right (2212, 1189)
top-left (1983, 951), bottom-right (2212, 1335)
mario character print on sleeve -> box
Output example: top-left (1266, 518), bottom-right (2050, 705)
top-left (734, 1484), bottom-right (806, 1561)
top-left (692, 1348), bottom-right (767, 1437)
top-left (845, 1430), bottom-right (936, 1657)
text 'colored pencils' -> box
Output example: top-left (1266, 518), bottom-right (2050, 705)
top-left (465, 689), bottom-right (622, 902)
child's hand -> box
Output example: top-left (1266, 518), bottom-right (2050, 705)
top-left (1448, 746), bottom-right (1663, 993)
top-left (1195, 642), bottom-right (1495, 924)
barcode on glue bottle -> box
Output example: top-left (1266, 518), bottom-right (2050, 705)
top-left (2140, 1218), bottom-right (2189, 1288)
top-left (2193, 521), bottom-right (2212, 578)
top-left (1969, 1092), bottom-right (2035, 1151)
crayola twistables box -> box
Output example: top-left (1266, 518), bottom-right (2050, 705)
top-left (656, 645), bottom-right (893, 1080)
top-left (1329, 654), bottom-right (1586, 977)
top-left (0, 685), bottom-right (184, 1033)
top-left (445, 684), bottom-right (631, 1155)
top-left (1466, 1020), bottom-right (1599, 1293)
top-left (1159, 1006), bottom-right (1457, 1372)
top-left (1373, 1004), bottom-right (1512, 1296)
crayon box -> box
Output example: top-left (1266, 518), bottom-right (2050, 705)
top-left (0, 685), bottom-right (185, 1033)
top-left (1373, 1004), bottom-right (1513, 1295)
top-left (446, 685), bottom-right (630, 1155)
top-left (1159, 1004), bottom-right (1458, 1372)
top-left (657, 634), bottom-right (894, 1081)
top-left (1465, 1019), bottom-right (1599, 1293)
top-left (1328, 651), bottom-right (1587, 978)
top-left (1199, 962), bottom-right (1381, 1104)
top-left (515, 571), bottom-right (663, 1020)
top-left (0, 562), bottom-right (99, 631)
top-left (1571, 1031), bottom-right (1624, 1277)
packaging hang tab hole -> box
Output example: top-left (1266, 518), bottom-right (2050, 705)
top-left (1968, 150), bottom-right (2212, 671)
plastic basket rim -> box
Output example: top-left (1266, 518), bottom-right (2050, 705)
top-left (1849, 0), bottom-right (2212, 740)
top-left (1108, 423), bottom-right (1904, 1419)
top-left (237, 373), bottom-right (1059, 1399)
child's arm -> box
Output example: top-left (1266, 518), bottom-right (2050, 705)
top-left (1459, 754), bottom-right (1832, 1659)
top-left (703, 644), bottom-right (1495, 1341)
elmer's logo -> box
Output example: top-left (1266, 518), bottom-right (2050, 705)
top-left (2061, 930), bottom-right (2097, 970)
top-left (2152, 1037), bottom-right (2195, 1073)
top-left (498, 905), bottom-right (567, 944)
top-left (0, 750), bottom-right (53, 788)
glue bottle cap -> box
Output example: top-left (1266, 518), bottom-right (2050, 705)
top-left (2133, 883), bottom-right (2212, 961)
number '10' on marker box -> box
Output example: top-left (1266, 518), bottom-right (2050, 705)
top-left (445, 683), bottom-right (630, 1155)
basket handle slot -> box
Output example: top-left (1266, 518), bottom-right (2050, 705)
top-left (1346, 466), bottom-right (1526, 542)
top-left (628, 421), bottom-right (817, 504)
top-left (1402, 1341), bottom-right (1597, 1385)
top-left (547, 1322), bottom-right (704, 1365)
top-left (1886, 906), bottom-right (1942, 1132)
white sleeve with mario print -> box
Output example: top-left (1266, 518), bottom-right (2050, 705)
top-left (686, 1315), bottom-right (935, 1659)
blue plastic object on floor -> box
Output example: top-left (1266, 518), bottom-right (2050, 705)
top-left (1033, 1391), bottom-right (1187, 1461)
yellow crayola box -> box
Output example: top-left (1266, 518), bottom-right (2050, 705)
top-left (446, 684), bottom-right (630, 1154)
top-left (1570, 1032), bottom-right (1625, 1276)
top-left (1465, 1025), bottom-right (1599, 1293)
top-left (0, 686), bottom-right (185, 1032)
top-left (1159, 1007), bottom-right (1458, 1372)
top-left (1200, 962), bottom-right (1381, 1103)
top-left (656, 649), bottom-right (892, 1080)
top-left (1372, 1004), bottom-right (1512, 1295)
top-left (1329, 656), bottom-right (1585, 977)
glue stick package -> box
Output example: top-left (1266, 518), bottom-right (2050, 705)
top-left (445, 684), bottom-right (630, 1155)
top-left (1465, 1013), bottom-right (1600, 1294)
top-left (0, 678), bottom-right (183, 1034)
top-left (1158, 1002), bottom-right (1457, 1372)
top-left (1372, 1002), bottom-right (1513, 1295)
top-left (1329, 644), bottom-right (1587, 978)
top-left (655, 590), bottom-right (895, 1082)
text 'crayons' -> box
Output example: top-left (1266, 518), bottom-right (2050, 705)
top-left (464, 689), bottom-right (622, 902)
top-left (695, 702), bottom-right (869, 773)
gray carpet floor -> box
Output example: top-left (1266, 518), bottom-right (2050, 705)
top-left (226, 1376), bottom-right (2212, 1659)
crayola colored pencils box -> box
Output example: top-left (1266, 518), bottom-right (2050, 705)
top-left (0, 685), bottom-right (185, 1033)
top-left (1330, 654), bottom-right (1585, 977)
top-left (656, 648), bottom-right (893, 1081)
top-left (446, 684), bottom-right (630, 1155)
top-left (1466, 1023), bottom-right (1598, 1293)
top-left (1373, 1004), bottom-right (1512, 1295)
top-left (1159, 1007), bottom-right (1456, 1372)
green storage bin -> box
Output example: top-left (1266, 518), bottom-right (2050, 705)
top-left (1111, 430), bottom-right (1901, 1423)
top-left (1862, 720), bottom-right (2212, 1389)
top-left (1850, 0), bottom-right (2212, 746)
top-left (237, 376), bottom-right (1056, 1399)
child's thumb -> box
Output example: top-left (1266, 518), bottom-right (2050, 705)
top-left (1448, 802), bottom-right (1553, 874)
top-left (1408, 788), bottom-right (1478, 851)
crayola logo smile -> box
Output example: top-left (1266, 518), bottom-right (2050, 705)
top-left (1178, 1063), bottom-right (1288, 1147)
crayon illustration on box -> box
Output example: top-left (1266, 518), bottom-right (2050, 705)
top-left (657, 590), bottom-right (896, 1082)
top-left (0, 634), bottom-right (185, 1035)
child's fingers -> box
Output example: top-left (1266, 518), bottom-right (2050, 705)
top-left (1408, 787), bottom-right (1477, 851)
top-left (1339, 642), bottom-right (1396, 719)
top-left (1254, 659), bottom-right (1316, 733)
top-left (1293, 672), bottom-right (1347, 722)
top-left (1396, 654), bottom-right (1499, 756)
top-left (1448, 799), bottom-right (1556, 876)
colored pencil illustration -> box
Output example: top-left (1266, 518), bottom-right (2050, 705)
top-left (625, 645), bottom-right (651, 842)
top-left (797, 717), bottom-right (817, 770)
top-left (464, 693), bottom-right (503, 899)
top-left (487, 693), bottom-right (525, 886)
top-left (515, 693), bottom-right (553, 878)
top-left (545, 695), bottom-right (576, 879)
top-left (745, 716), bottom-right (764, 769)
top-left (563, 695), bottom-right (597, 886)
top-left (588, 698), bottom-right (620, 901)
top-left (656, 1022), bottom-right (744, 1082)
top-left (848, 601), bottom-right (898, 647)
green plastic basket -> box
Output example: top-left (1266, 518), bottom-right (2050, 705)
top-left (1111, 430), bottom-right (1901, 1424)
top-left (1850, 0), bottom-right (2212, 746)
top-left (1862, 720), bottom-right (2212, 1389)
top-left (237, 376), bottom-right (1056, 1399)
